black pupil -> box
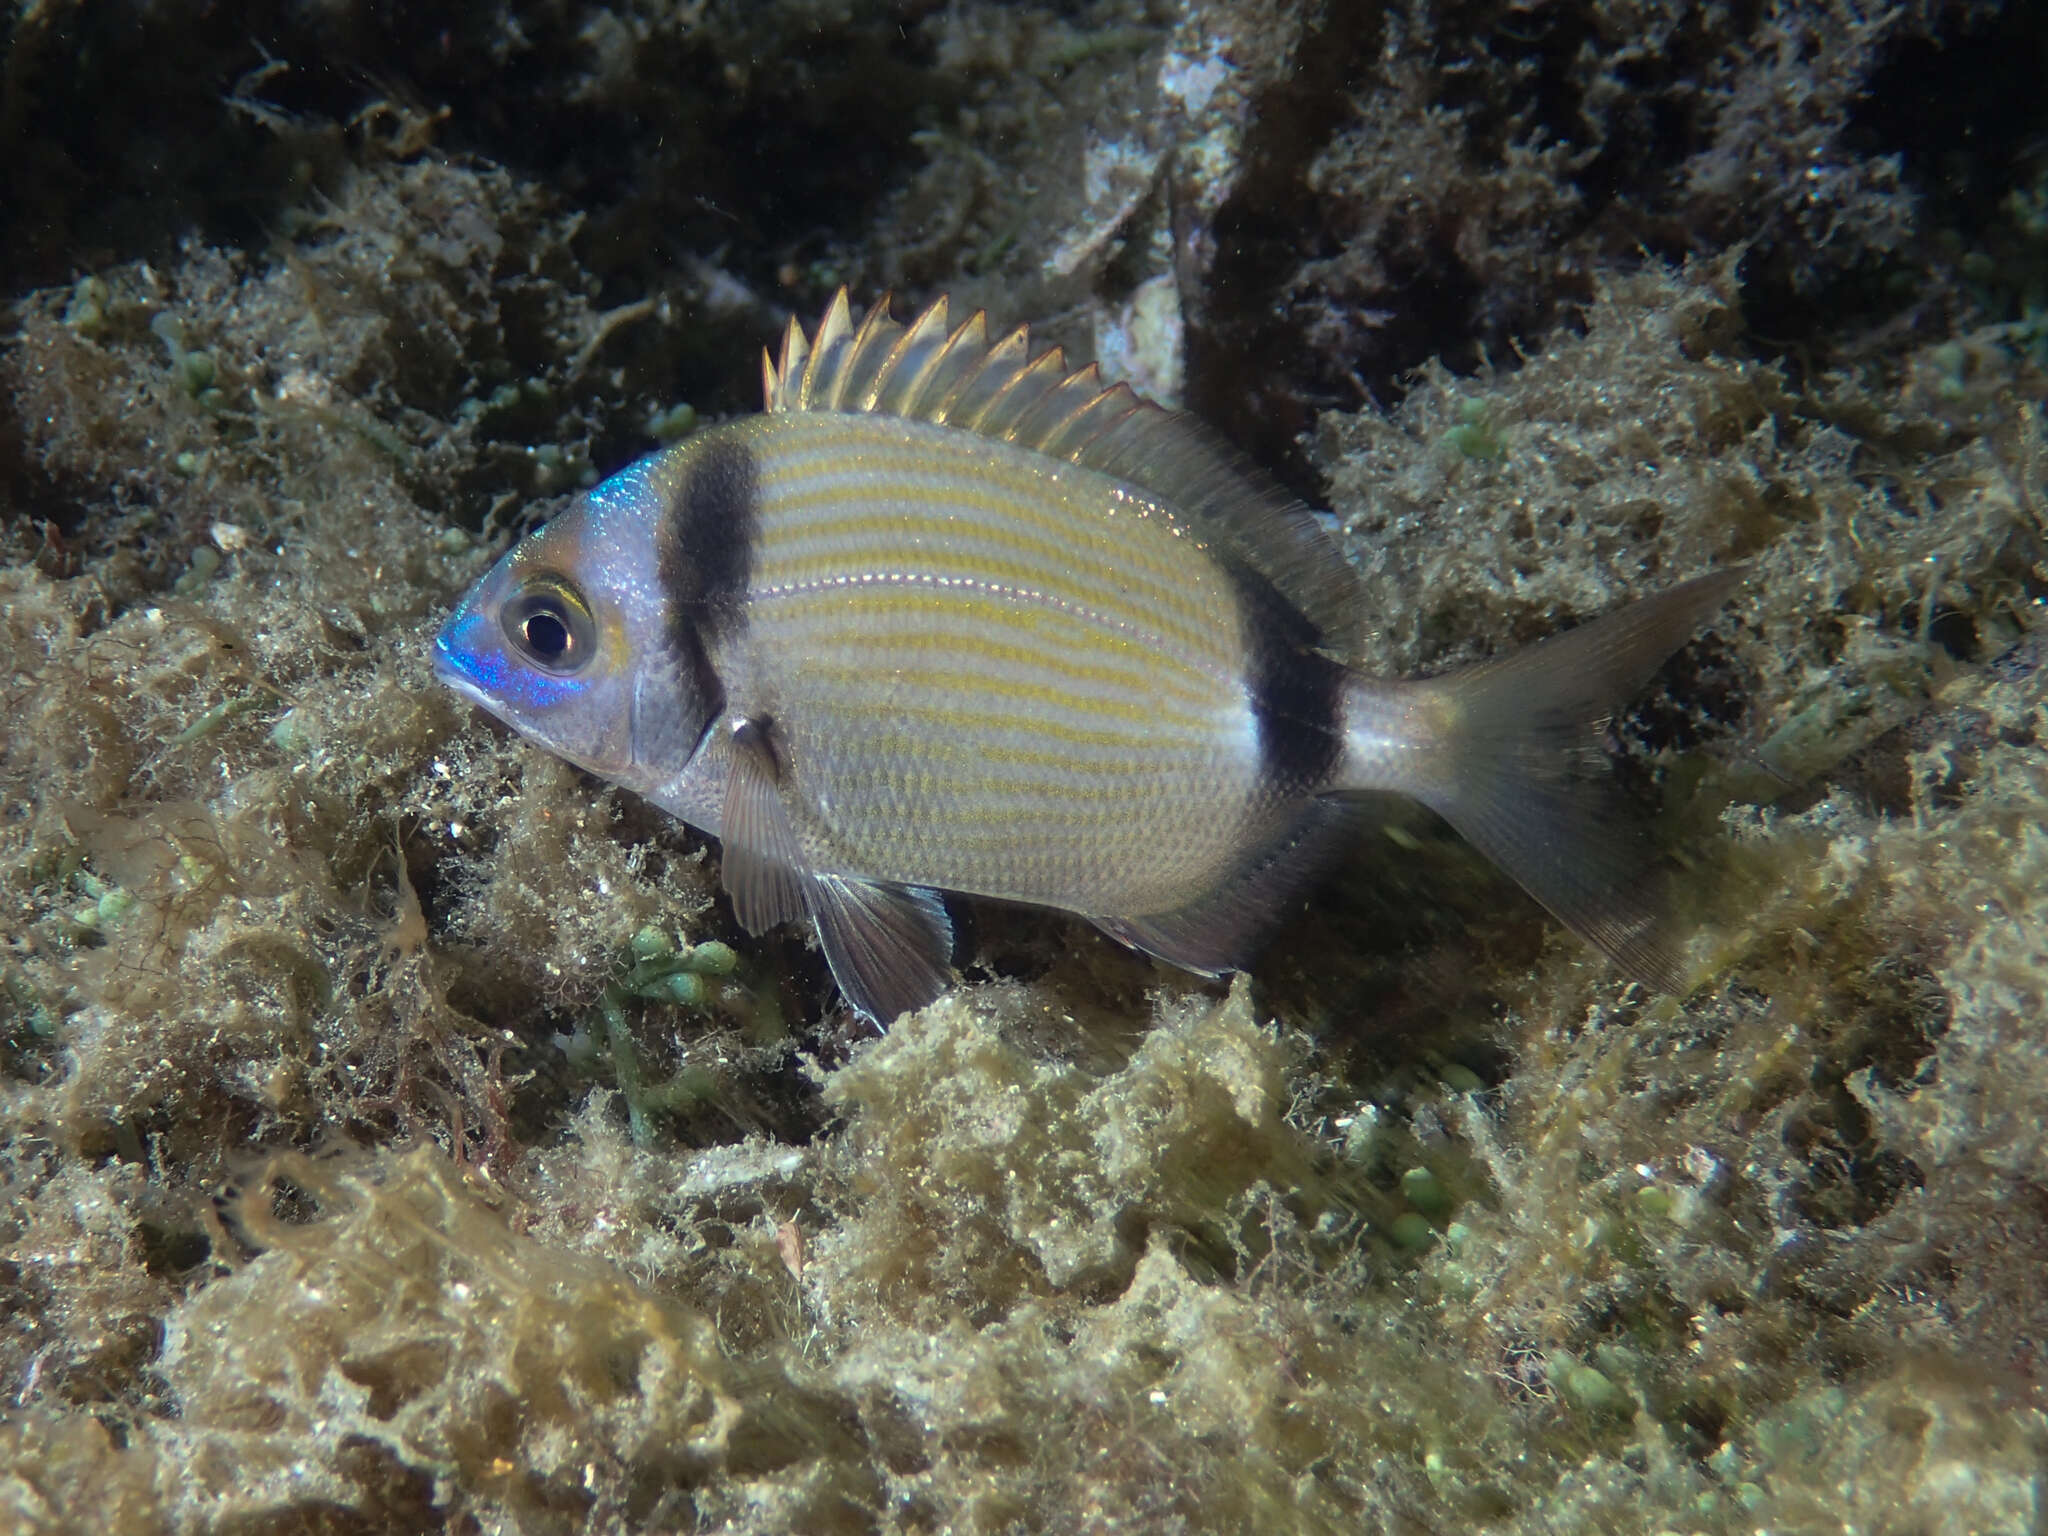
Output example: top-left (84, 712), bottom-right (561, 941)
top-left (522, 608), bottom-right (571, 660)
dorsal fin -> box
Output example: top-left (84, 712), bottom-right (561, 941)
top-left (760, 288), bottom-right (1364, 651)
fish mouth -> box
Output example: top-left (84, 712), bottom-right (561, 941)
top-left (432, 618), bottom-right (470, 685)
top-left (431, 609), bottom-right (501, 712)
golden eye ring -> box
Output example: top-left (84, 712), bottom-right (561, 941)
top-left (502, 580), bottom-right (597, 673)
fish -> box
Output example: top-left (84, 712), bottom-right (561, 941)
top-left (434, 289), bottom-right (1740, 1023)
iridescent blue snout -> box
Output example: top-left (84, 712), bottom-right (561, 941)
top-left (432, 597), bottom-right (501, 702)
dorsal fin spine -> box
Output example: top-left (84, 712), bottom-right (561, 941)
top-left (985, 347), bottom-right (1073, 441)
top-left (943, 327), bottom-right (1033, 432)
top-left (867, 298), bottom-right (952, 414)
top-left (857, 309), bottom-right (922, 411)
top-left (920, 311), bottom-right (995, 423)
top-left (779, 317), bottom-right (808, 404)
top-left (1039, 382), bottom-right (1131, 461)
top-left (767, 314), bottom-right (810, 412)
top-left (1008, 363), bottom-right (1105, 449)
top-left (800, 289), bottom-right (855, 410)
top-left (850, 292), bottom-right (894, 354)
top-left (872, 294), bottom-right (950, 411)
top-left (958, 329), bottom-right (1045, 432)
top-left (839, 294), bottom-right (899, 410)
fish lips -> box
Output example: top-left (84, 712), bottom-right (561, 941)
top-left (431, 601), bottom-right (502, 712)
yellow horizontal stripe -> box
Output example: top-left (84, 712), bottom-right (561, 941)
top-left (754, 571), bottom-right (1242, 685)
top-left (770, 597), bottom-right (1226, 699)
top-left (794, 659), bottom-right (1223, 730)
top-left (800, 694), bottom-right (1218, 749)
top-left (757, 565), bottom-right (1216, 647)
top-left (821, 806), bottom-right (1181, 838)
top-left (804, 731), bottom-right (1227, 799)
top-left (813, 796), bottom-right (1199, 834)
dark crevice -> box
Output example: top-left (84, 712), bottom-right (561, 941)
top-left (1185, 2), bottom-right (1386, 497)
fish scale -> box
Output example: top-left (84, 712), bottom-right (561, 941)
top-left (436, 289), bottom-right (1740, 1022)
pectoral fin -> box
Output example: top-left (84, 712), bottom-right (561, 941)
top-left (716, 713), bottom-right (953, 1022)
top-left (719, 715), bottom-right (806, 935)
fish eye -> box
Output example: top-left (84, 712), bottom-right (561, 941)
top-left (502, 580), bottom-right (597, 673)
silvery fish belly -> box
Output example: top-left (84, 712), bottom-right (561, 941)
top-left (435, 290), bottom-right (1740, 1022)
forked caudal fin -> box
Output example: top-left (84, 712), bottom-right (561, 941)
top-left (1343, 569), bottom-right (1744, 991)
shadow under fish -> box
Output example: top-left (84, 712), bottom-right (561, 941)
top-left (436, 290), bottom-right (1741, 1023)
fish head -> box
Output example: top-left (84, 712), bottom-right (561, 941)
top-left (434, 462), bottom-right (690, 789)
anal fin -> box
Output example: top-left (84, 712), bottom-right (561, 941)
top-left (1093, 800), bottom-right (1356, 977)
